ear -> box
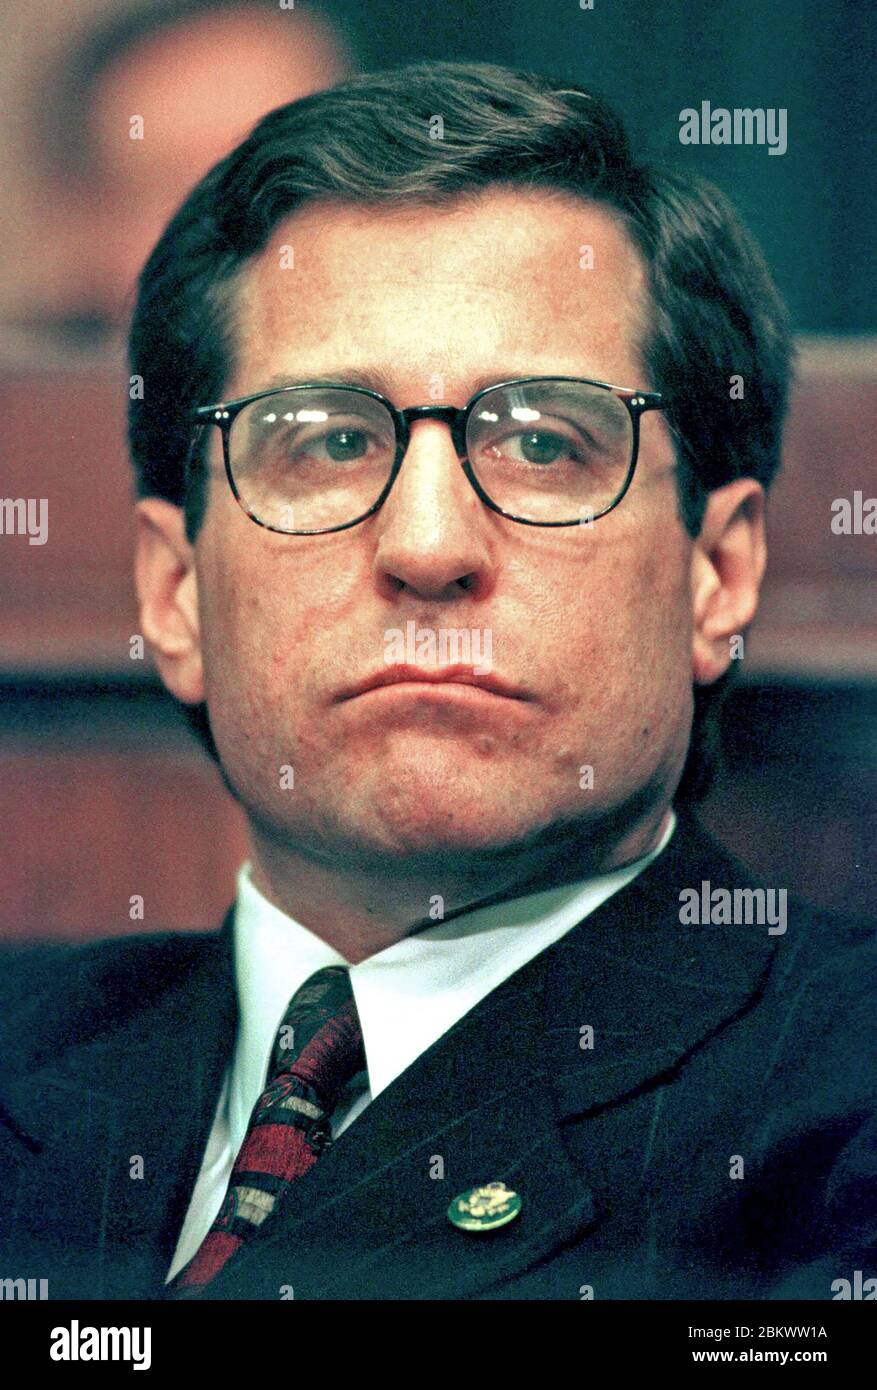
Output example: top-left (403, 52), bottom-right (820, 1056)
top-left (690, 478), bottom-right (767, 685)
top-left (133, 497), bottom-right (205, 704)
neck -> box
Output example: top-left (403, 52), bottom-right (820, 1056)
top-left (245, 796), bottom-right (675, 964)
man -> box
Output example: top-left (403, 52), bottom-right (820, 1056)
top-left (1, 61), bottom-right (874, 1302)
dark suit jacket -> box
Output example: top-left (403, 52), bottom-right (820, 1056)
top-left (1, 807), bottom-right (874, 1300)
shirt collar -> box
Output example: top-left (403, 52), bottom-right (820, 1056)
top-left (229, 809), bottom-right (676, 1144)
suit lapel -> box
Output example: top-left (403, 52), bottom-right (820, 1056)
top-left (545, 807), bottom-right (779, 1121)
top-left (201, 937), bottom-right (599, 1300)
top-left (0, 914), bottom-right (237, 1298)
top-left (1, 810), bottom-right (780, 1301)
top-left (206, 809), bottom-right (778, 1301)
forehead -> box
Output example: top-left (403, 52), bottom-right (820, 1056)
top-left (227, 186), bottom-right (650, 397)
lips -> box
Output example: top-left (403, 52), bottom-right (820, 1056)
top-left (337, 663), bottom-right (530, 703)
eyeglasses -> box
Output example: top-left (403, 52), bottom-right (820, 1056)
top-left (191, 376), bottom-right (665, 535)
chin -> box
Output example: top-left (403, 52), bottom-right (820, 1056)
top-left (339, 787), bottom-right (555, 861)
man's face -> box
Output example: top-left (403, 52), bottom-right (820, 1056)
top-left (185, 189), bottom-right (697, 864)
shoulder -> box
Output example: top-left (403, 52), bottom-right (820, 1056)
top-left (701, 815), bottom-right (876, 1079)
top-left (677, 807), bottom-right (876, 942)
top-left (766, 891), bottom-right (876, 1067)
top-left (672, 806), bottom-right (877, 1028)
top-left (0, 927), bottom-right (228, 1054)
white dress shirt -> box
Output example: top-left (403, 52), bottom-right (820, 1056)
top-left (166, 809), bottom-right (677, 1281)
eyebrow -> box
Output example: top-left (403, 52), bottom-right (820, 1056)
top-left (246, 368), bottom-right (399, 399)
top-left (229, 367), bottom-right (597, 404)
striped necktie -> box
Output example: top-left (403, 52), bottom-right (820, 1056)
top-left (169, 964), bottom-right (365, 1297)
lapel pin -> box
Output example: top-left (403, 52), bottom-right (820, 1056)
top-left (448, 1181), bottom-right (522, 1232)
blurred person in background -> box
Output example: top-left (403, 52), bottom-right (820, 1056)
top-left (0, 0), bottom-right (354, 352)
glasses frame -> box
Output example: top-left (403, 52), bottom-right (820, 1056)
top-left (191, 375), bottom-right (666, 535)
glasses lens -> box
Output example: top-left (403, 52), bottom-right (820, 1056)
top-left (465, 380), bottom-right (634, 522)
top-left (229, 387), bottom-right (397, 531)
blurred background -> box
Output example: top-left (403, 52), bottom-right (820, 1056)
top-left (1, 0), bottom-right (874, 940)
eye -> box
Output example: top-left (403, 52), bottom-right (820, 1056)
top-left (477, 424), bottom-right (590, 468)
top-left (315, 428), bottom-right (371, 462)
top-left (468, 388), bottom-right (627, 476)
top-left (506, 430), bottom-right (576, 465)
top-left (261, 416), bottom-right (390, 469)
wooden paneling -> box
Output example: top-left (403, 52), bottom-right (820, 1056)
top-left (748, 342), bottom-right (877, 675)
top-left (0, 366), bottom-right (138, 671)
top-left (0, 684), bottom-right (248, 941)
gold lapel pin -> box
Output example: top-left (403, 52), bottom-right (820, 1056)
top-left (447, 1181), bottom-right (522, 1232)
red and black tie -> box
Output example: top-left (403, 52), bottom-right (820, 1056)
top-left (169, 964), bottom-right (365, 1297)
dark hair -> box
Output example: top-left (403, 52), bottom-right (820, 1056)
top-left (128, 60), bottom-right (793, 803)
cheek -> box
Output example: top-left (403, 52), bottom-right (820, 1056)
top-left (196, 538), bottom-right (294, 736)
top-left (615, 539), bottom-right (694, 743)
top-left (548, 528), bottom-right (693, 729)
top-left (623, 536), bottom-right (692, 677)
top-left (196, 530), bottom-right (361, 739)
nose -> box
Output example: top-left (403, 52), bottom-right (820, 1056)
top-left (371, 416), bottom-right (496, 601)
